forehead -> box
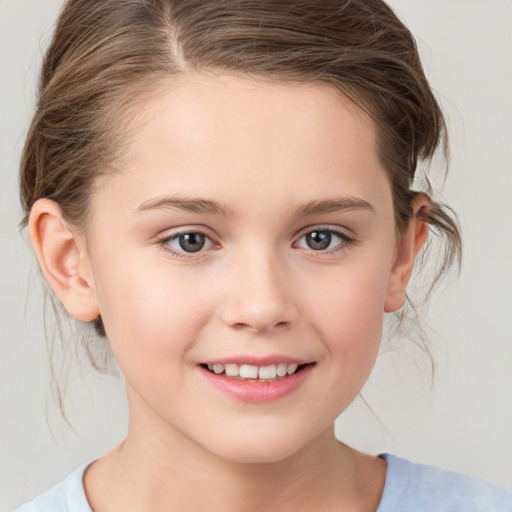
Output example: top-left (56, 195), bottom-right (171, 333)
top-left (129, 73), bottom-right (374, 160)
top-left (97, 73), bottom-right (390, 217)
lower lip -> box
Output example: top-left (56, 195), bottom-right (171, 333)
top-left (198, 364), bottom-right (314, 404)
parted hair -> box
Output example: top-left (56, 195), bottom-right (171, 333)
top-left (20, 0), bottom-right (461, 343)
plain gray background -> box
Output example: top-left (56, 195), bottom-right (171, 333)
top-left (1, 0), bottom-right (511, 510)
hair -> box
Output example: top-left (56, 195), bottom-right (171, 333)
top-left (20, 0), bottom-right (461, 367)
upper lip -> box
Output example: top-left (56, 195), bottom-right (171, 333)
top-left (200, 355), bottom-right (314, 366)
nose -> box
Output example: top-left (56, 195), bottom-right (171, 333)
top-left (220, 250), bottom-right (299, 334)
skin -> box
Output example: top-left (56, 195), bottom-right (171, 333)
top-left (30, 73), bottom-right (429, 511)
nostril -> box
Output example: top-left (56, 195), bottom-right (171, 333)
top-left (220, 295), bottom-right (298, 333)
top-left (231, 321), bottom-right (253, 331)
top-left (231, 320), bottom-right (289, 332)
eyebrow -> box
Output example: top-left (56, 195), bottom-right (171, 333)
top-left (136, 194), bottom-right (374, 217)
top-left (136, 195), bottom-right (233, 216)
top-left (297, 197), bottom-right (374, 216)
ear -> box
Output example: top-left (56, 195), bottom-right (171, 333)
top-left (29, 199), bottom-right (100, 322)
top-left (384, 194), bottom-right (431, 313)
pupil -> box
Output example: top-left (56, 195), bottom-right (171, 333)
top-left (179, 233), bottom-right (205, 253)
top-left (306, 231), bottom-right (331, 250)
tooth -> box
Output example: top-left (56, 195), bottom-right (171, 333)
top-left (287, 363), bottom-right (299, 375)
top-left (213, 364), bottom-right (224, 374)
top-left (258, 365), bottom-right (277, 379)
top-left (224, 364), bottom-right (240, 377)
top-left (207, 364), bottom-right (213, 371)
top-left (276, 363), bottom-right (287, 377)
top-left (240, 364), bottom-right (258, 379)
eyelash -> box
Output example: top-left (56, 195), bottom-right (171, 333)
top-left (157, 227), bottom-right (354, 258)
top-left (158, 230), bottom-right (215, 259)
top-left (294, 227), bottom-right (354, 255)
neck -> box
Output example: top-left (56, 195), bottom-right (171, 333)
top-left (84, 396), bottom-right (385, 512)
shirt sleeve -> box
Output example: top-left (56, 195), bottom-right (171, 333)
top-left (12, 463), bottom-right (92, 512)
top-left (377, 454), bottom-right (512, 512)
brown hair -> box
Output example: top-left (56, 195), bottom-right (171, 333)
top-left (20, 0), bottom-right (461, 346)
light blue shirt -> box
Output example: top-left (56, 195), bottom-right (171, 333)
top-left (13, 454), bottom-right (512, 511)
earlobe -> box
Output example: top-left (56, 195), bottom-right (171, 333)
top-left (384, 196), bottom-right (430, 313)
top-left (29, 199), bottom-right (100, 322)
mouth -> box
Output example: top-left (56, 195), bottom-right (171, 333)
top-left (199, 362), bottom-right (313, 382)
top-left (198, 360), bottom-right (315, 403)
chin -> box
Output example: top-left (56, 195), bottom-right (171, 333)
top-left (215, 445), bottom-right (299, 465)
top-left (202, 425), bottom-right (319, 465)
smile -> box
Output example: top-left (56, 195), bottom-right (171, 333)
top-left (202, 362), bottom-right (307, 381)
top-left (198, 361), bottom-right (314, 403)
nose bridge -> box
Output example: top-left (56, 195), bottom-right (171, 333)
top-left (220, 243), bottom-right (298, 333)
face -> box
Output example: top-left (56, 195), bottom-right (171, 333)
top-left (81, 74), bottom-right (403, 463)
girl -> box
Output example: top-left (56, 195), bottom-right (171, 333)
top-left (9, 0), bottom-right (511, 510)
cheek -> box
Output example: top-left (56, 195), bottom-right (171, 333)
top-left (91, 255), bottom-right (214, 366)
top-left (306, 259), bottom-right (390, 333)
top-left (302, 255), bottom-right (392, 377)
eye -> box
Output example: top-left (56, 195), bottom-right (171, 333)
top-left (295, 228), bottom-right (351, 252)
top-left (160, 231), bottom-right (215, 255)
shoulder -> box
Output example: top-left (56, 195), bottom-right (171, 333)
top-left (12, 463), bottom-right (92, 512)
top-left (377, 453), bottom-right (512, 512)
